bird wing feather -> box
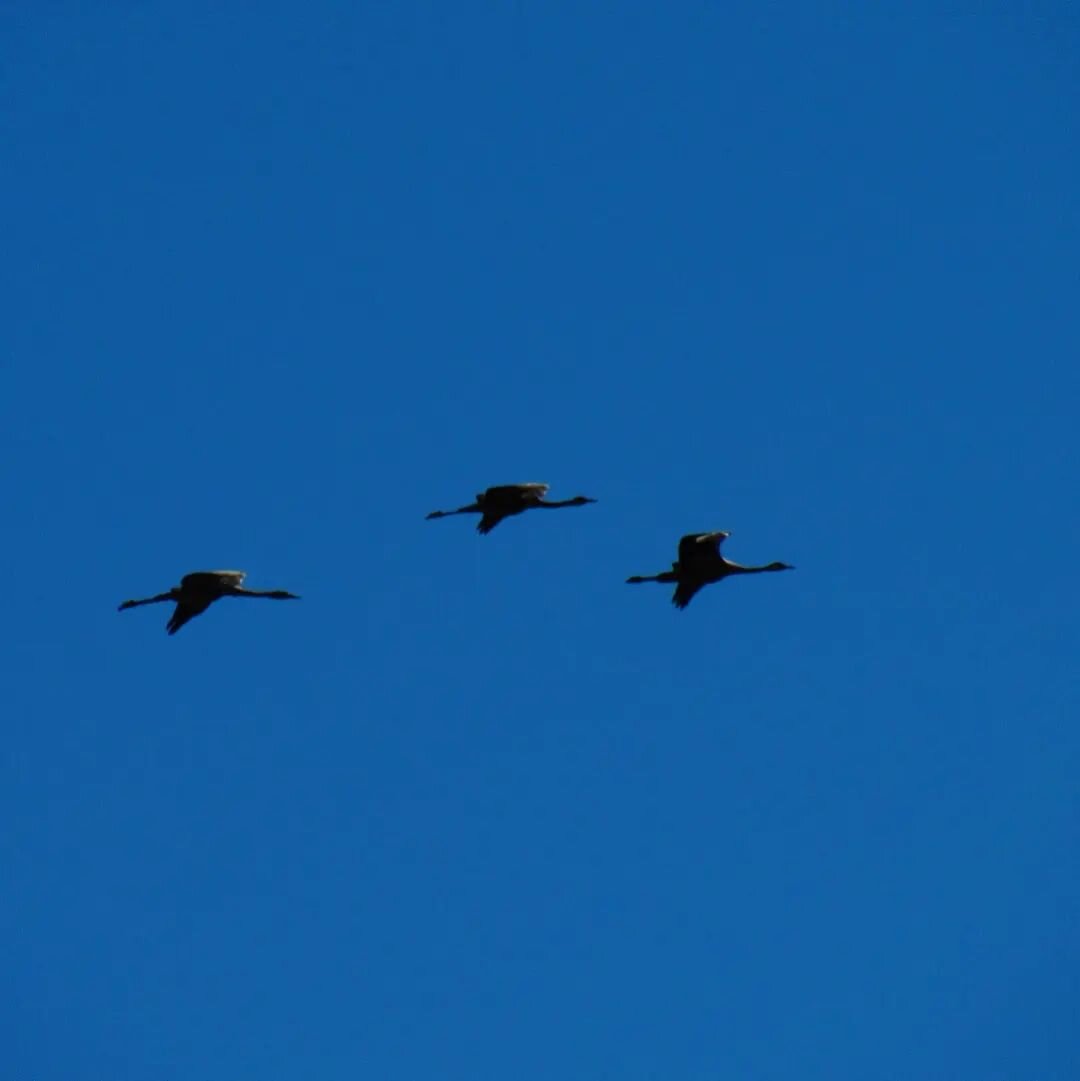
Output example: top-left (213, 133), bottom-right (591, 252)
top-left (672, 580), bottom-right (704, 610)
top-left (210, 570), bottom-right (246, 586)
top-left (677, 533), bottom-right (725, 564)
top-left (182, 570), bottom-right (246, 590)
top-left (166, 597), bottom-right (213, 635)
top-left (484, 483), bottom-right (549, 504)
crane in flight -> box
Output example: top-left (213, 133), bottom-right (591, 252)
top-left (425, 482), bottom-right (597, 534)
top-left (627, 531), bottom-right (793, 609)
top-left (118, 570), bottom-right (300, 635)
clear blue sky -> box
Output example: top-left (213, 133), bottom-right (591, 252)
top-left (4, 5), bottom-right (1079, 1078)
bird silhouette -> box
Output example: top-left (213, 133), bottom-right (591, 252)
top-left (117, 570), bottom-right (300, 634)
top-left (627, 531), bottom-right (793, 609)
top-left (425, 483), bottom-right (597, 534)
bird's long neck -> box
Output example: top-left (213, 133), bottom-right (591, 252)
top-left (722, 561), bottom-right (784, 575)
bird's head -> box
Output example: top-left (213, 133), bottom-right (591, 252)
top-left (270, 590), bottom-right (301, 599)
top-left (570, 496), bottom-right (598, 505)
top-left (767, 562), bottom-right (794, 572)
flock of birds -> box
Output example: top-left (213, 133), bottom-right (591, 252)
top-left (117, 482), bottom-right (794, 635)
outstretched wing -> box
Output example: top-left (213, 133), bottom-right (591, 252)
top-left (166, 597), bottom-right (213, 635)
top-left (677, 532), bottom-right (727, 558)
top-left (672, 579), bottom-right (705, 610)
top-left (182, 570), bottom-right (246, 590)
top-left (677, 532), bottom-right (728, 567)
top-left (477, 513), bottom-right (504, 534)
top-left (483, 483), bottom-right (549, 505)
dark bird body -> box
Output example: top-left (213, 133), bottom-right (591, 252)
top-left (425, 482), bottom-right (597, 534)
top-left (627, 532), bottom-right (793, 609)
top-left (117, 570), bottom-right (300, 634)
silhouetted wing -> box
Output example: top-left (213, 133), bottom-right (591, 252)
top-left (672, 579), bottom-right (705, 610)
top-left (677, 534), bottom-right (705, 563)
top-left (166, 598), bottom-right (212, 635)
top-left (484, 483), bottom-right (549, 505)
top-left (182, 570), bottom-right (245, 590)
top-left (476, 513), bottom-right (504, 534)
top-left (677, 533), bottom-right (727, 563)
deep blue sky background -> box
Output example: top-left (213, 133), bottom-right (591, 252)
top-left (4, 5), bottom-right (1079, 1078)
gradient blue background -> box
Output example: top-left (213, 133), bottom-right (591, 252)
top-left (4, 5), bottom-right (1079, 1078)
